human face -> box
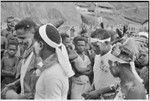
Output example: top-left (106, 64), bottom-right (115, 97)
top-left (108, 60), bottom-right (120, 77)
top-left (76, 40), bottom-right (85, 53)
top-left (8, 44), bottom-right (17, 57)
top-left (16, 29), bottom-right (34, 49)
top-left (7, 18), bottom-right (15, 29)
top-left (91, 40), bottom-right (111, 55)
top-left (63, 37), bottom-right (71, 48)
top-left (136, 53), bottom-right (148, 67)
top-left (33, 41), bottom-right (42, 57)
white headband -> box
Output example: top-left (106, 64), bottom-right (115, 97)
top-left (90, 37), bottom-right (111, 43)
top-left (107, 48), bottom-right (143, 83)
top-left (138, 32), bottom-right (148, 38)
top-left (39, 24), bottom-right (75, 77)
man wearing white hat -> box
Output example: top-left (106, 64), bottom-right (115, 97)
top-left (33, 24), bottom-right (75, 99)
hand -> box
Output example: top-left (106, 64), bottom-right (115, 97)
top-left (82, 90), bottom-right (100, 99)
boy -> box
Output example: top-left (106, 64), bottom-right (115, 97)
top-left (1, 37), bottom-right (19, 90)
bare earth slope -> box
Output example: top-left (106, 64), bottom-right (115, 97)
top-left (1, 2), bottom-right (82, 28)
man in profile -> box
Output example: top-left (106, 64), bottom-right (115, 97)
top-left (33, 24), bottom-right (74, 99)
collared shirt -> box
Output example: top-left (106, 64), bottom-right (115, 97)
top-left (16, 46), bottom-right (38, 99)
top-left (35, 54), bottom-right (69, 99)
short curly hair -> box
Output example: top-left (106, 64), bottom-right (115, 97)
top-left (15, 17), bottom-right (37, 30)
top-left (91, 28), bottom-right (111, 40)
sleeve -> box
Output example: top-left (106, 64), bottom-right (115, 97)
top-left (44, 77), bottom-right (63, 99)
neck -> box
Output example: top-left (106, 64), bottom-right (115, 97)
top-left (41, 49), bottom-right (54, 61)
top-left (8, 55), bottom-right (15, 58)
top-left (101, 44), bottom-right (111, 56)
top-left (119, 64), bottom-right (136, 86)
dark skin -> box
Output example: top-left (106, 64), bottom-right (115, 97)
top-left (108, 60), bottom-right (146, 99)
top-left (82, 39), bottom-right (115, 99)
top-left (7, 18), bottom-right (15, 30)
top-left (1, 44), bottom-right (18, 77)
top-left (2, 27), bottom-right (36, 99)
top-left (62, 37), bottom-right (78, 61)
top-left (74, 40), bottom-right (92, 75)
top-left (82, 84), bottom-right (119, 99)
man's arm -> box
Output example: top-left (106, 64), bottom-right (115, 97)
top-left (82, 85), bottom-right (119, 99)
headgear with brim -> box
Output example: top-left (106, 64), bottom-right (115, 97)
top-left (39, 23), bottom-right (75, 78)
top-left (107, 38), bottom-right (143, 83)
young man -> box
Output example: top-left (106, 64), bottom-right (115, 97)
top-left (33, 24), bottom-right (74, 99)
top-left (1, 18), bottom-right (38, 99)
top-left (82, 29), bottom-right (120, 99)
top-left (70, 36), bottom-right (92, 99)
top-left (108, 38), bottom-right (146, 99)
top-left (1, 37), bottom-right (19, 90)
top-left (1, 16), bottom-right (15, 39)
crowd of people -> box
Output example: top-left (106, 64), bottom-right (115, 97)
top-left (1, 16), bottom-right (149, 99)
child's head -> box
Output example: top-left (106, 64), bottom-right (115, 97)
top-left (61, 33), bottom-right (71, 48)
top-left (73, 36), bottom-right (87, 54)
top-left (7, 37), bottom-right (18, 57)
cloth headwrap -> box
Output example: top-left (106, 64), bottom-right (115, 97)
top-left (39, 24), bottom-right (75, 78)
top-left (106, 47), bottom-right (143, 83)
top-left (90, 37), bottom-right (111, 43)
top-left (138, 32), bottom-right (148, 38)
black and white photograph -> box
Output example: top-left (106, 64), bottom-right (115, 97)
top-left (1, 0), bottom-right (149, 100)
